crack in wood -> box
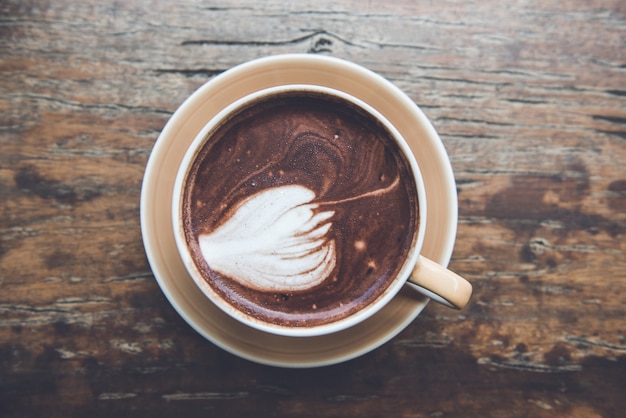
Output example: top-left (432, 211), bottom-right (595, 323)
top-left (200, 6), bottom-right (255, 12)
top-left (592, 114), bottom-right (626, 125)
top-left (54, 297), bottom-right (112, 305)
top-left (420, 75), bottom-right (514, 87)
top-left (8, 93), bottom-right (171, 115)
top-left (435, 116), bottom-right (515, 127)
top-left (0, 304), bottom-right (70, 314)
top-left (162, 392), bottom-right (249, 401)
top-left (565, 336), bottom-right (626, 352)
top-left (153, 68), bottom-right (226, 78)
top-left (478, 357), bottom-right (582, 373)
top-left (180, 29), bottom-right (362, 50)
top-left (605, 89), bottom-right (626, 97)
top-left (103, 272), bottom-right (154, 283)
top-left (362, 39), bottom-right (439, 51)
top-left (393, 339), bottom-right (448, 348)
top-left (327, 394), bottom-right (380, 402)
top-left (504, 98), bottom-right (549, 105)
top-left (98, 393), bottom-right (138, 400)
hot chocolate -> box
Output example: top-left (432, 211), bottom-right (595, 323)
top-left (181, 91), bottom-right (419, 328)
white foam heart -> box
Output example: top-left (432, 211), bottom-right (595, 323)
top-left (198, 184), bottom-right (336, 292)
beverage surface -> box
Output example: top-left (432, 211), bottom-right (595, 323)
top-left (182, 92), bottom-right (419, 327)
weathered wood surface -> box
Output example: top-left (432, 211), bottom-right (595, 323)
top-left (1, 0), bottom-right (625, 416)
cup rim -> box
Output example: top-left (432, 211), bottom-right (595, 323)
top-left (171, 84), bottom-right (427, 337)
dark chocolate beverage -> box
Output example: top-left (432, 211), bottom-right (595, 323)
top-left (181, 90), bottom-right (419, 329)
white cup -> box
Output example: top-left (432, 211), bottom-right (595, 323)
top-left (171, 84), bottom-right (471, 338)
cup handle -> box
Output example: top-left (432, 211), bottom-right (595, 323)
top-left (408, 255), bottom-right (473, 309)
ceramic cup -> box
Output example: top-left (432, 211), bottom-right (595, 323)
top-left (170, 83), bottom-right (471, 338)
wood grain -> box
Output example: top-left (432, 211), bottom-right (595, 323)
top-left (1, 0), bottom-right (625, 417)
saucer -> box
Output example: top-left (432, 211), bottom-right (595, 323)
top-left (140, 54), bottom-right (458, 367)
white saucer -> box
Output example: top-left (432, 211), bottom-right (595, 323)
top-left (140, 54), bottom-right (458, 368)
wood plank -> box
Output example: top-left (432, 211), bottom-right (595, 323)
top-left (1, 0), bottom-right (625, 416)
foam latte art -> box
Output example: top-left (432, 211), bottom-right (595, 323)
top-left (198, 175), bottom-right (403, 293)
top-left (198, 185), bottom-right (336, 292)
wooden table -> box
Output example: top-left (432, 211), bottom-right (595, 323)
top-left (2, 1), bottom-right (625, 416)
